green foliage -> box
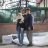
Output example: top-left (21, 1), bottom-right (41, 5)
top-left (0, 15), bottom-right (11, 23)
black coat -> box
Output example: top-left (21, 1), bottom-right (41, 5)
top-left (24, 14), bottom-right (33, 30)
top-left (17, 19), bottom-right (21, 27)
top-left (17, 19), bottom-right (25, 28)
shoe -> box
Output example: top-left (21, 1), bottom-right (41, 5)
top-left (27, 44), bottom-right (33, 46)
top-left (18, 43), bottom-right (23, 46)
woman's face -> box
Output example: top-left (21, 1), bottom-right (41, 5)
top-left (22, 11), bottom-right (25, 14)
top-left (21, 9), bottom-right (25, 14)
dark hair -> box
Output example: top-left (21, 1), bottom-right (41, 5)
top-left (26, 8), bottom-right (31, 11)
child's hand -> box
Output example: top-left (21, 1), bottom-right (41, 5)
top-left (19, 21), bottom-right (22, 23)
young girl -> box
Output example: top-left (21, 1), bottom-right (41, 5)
top-left (16, 13), bottom-right (24, 45)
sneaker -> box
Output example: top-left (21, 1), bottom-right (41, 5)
top-left (18, 43), bottom-right (23, 46)
top-left (27, 44), bottom-right (33, 46)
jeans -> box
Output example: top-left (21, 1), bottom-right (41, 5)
top-left (16, 26), bottom-right (24, 44)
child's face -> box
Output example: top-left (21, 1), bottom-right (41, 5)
top-left (18, 13), bottom-right (22, 16)
top-left (18, 14), bottom-right (20, 16)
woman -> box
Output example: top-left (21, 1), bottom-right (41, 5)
top-left (16, 13), bottom-right (24, 45)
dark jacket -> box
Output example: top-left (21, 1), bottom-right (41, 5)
top-left (17, 18), bottom-right (25, 28)
top-left (24, 14), bottom-right (33, 30)
top-left (17, 19), bottom-right (21, 27)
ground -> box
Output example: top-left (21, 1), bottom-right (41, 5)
top-left (1, 32), bottom-right (48, 48)
top-left (0, 44), bottom-right (48, 48)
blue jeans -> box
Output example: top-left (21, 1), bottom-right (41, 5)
top-left (16, 26), bottom-right (24, 44)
